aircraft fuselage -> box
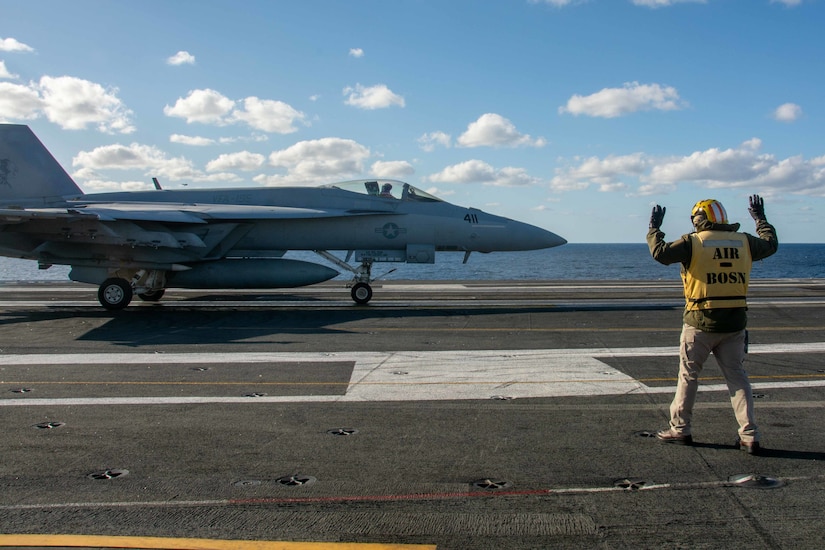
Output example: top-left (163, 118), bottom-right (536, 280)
top-left (0, 125), bottom-right (566, 308)
top-left (71, 185), bottom-right (561, 255)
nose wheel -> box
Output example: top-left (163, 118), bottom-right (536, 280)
top-left (350, 282), bottom-right (373, 304)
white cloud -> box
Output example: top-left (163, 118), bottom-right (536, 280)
top-left (559, 82), bottom-right (686, 118)
top-left (39, 76), bottom-right (135, 133)
top-left (428, 159), bottom-right (542, 187)
top-left (598, 182), bottom-right (629, 192)
top-left (528, 0), bottom-right (577, 6)
top-left (1, 77), bottom-right (135, 133)
top-left (770, 0), bottom-right (802, 6)
top-left (167, 51), bottom-right (196, 66)
top-left (550, 139), bottom-right (825, 198)
top-left (551, 153), bottom-right (650, 191)
top-left (457, 113), bottom-right (546, 148)
top-left (206, 151), bottom-right (265, 172)
top-left (631, 0), bottom-right (707, 7)
top-left (772, 102), bottom-right (802, 122)
top-left (164, 89), bottom-right (306, 133)
top-left (259, 137), bottom-right (371, 185)
top-left (164, 89), bottom-right (235, 124)
top-left (170, 134), bottom-right (215, 146)
top-left (343, 83), bottom-right (405, 110)
top-left (370, 160), bottom-right (415, 178)
top-left (81, 179), bottom-right (157, 192)
top-left (648, 139), bottom-right (767, 185)
top-left (0, 37), bottom-right (34, 53)
top-left (72, 143), bottom-right (179, 174)
top-left (349, 48), bottom-right (364, 58)
top-left (531, 0), bottom-right (707, 8)
top-left (231, 96), bottom-right (306, 133)
top-left (0, 61), bottom-right (18, 80)
top-left (0, 81), bottom-right (42, 120)
top-left (72, 142), bottom-right (236, 184)
top-left (219, 134), bottom-right (269, 144)
top-left (418, 131), bottom-right (451, 152)
top-left (73, 143), bottom-right (194, 179)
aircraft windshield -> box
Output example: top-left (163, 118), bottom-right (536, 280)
top-left (326, 180), bottom-right (443, 203)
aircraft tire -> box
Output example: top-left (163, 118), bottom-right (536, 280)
top-left (351, 282), bottom-right (373, 304)
top-left (98, 278), bottom-right (133, 310)
top-left (137, 289), bottom-right (166, 302)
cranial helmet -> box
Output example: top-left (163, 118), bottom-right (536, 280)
top-left (691, 199), bottom-right (728, 224)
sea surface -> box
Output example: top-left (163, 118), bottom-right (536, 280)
top-left (0, 244), bottom-right (821, 283)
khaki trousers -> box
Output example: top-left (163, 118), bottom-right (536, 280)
top-left (669, 324), bottom-right (759, 443)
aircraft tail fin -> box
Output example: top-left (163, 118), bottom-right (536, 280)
top-left (0, 124), bottom-right (83, 205)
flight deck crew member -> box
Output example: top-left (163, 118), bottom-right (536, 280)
top-left (647, 195), bottom-right (778, 455)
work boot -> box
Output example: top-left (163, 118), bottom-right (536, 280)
top-left (737, 438), bottom-right (761, 455)
top-left (656, 429), bottom-right (693, 445)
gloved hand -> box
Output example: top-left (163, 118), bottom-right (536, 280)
top-left (748, 195), bottom-right (766, 222)
top-left (649, 205), bottom-right (666, 229)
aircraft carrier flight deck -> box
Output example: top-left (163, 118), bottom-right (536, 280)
top-left (1, 279), bottom-right (824, 549)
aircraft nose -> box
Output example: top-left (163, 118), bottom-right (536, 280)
top-left (511, 220), bottom-right (567, 250)
top-left (465, 212), bottom-right (567, 252)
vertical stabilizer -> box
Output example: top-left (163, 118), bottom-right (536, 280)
top-left (0, 124), bottom-right (83, 205)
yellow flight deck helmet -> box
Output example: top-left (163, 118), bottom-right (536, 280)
top-left (691, 199), bottom-right (728, 224)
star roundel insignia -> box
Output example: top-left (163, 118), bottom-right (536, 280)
top-left (382, 222), bottom-right (400, 239)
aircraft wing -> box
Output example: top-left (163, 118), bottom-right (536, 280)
top-left (0, 203), bottom-right (399, 225)
top-left (0, 205), bottom-right (212, 225)
top-left (66, 202), bottom-right (399, 222)
top-left (0, 202), bottom-right (404, 266)
top-left (0, 207), bottom-right (100, 224)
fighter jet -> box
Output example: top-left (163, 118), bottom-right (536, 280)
top-left (0, 124), bottom-right (566, 309)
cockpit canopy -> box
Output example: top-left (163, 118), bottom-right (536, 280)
top-left (326, 179), bottom-right (443, 203)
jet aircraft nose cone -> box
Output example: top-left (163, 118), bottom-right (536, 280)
top-left (514, 220), bottom-right (567, 250)
top-left (469, 214), bottom-right (566, 252)
top-left (549, 233), bottom-right (567, 248)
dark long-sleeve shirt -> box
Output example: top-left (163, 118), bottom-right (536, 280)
top-left (647, 218), bottom-right (778, 332)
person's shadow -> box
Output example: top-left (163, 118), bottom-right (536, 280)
top-left (691, 441), bottom-right (825, 460)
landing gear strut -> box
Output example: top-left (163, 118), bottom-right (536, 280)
top-left (313, 251), bottom-right (375, 305)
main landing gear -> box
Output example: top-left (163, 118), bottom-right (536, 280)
top-left (96, 270), bottom-right (167, 310)
top-left (98, 278), bottom-right (132, 310)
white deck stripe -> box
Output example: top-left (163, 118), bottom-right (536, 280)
top-left (2, 343), bottom-right (824, 405)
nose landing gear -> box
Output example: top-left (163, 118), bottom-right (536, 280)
top-left (350, 281), bottom-right (373, 304)
top-left (313, 250), bottom-right (382, 305)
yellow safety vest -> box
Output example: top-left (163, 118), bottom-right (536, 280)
top-left (682, 230), bottom-right (752, 310)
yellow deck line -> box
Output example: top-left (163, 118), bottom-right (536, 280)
top-left (0, 534), bottom-right (436, 550)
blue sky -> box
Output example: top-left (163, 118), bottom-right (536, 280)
top-left (1, 0), bottom-right (822, 243)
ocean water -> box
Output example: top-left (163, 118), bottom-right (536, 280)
top-left (0, 244), bottom-right (821, 283)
